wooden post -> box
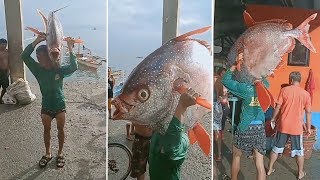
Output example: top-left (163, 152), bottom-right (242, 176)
top-left (162, 0), bottom-right (180, 44)
top-left (4, 0), bottom-right (25, 82)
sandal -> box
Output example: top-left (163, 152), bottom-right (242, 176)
top-left (56, 156), bottom-right (65, 168)
top-left (267, 169), bottom-right (275, 176)
top-left (39, 156), bottom-right (52, 168)
top-left (298, 172), bottom-right (306, 180)
top-left (214, 154), bottom-right (222, 162)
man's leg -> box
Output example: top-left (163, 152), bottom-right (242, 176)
top-left (291, 135), bottom-right (305, 179)
top-left (214, 130), bottom-right (222, 161)
top-left (41, 113), bottom-right (53, 157)
top-left (231, 145), bottom-right (242, 180)
top-left (126, 122), bottom-right (134, 141)
top-left (253, 149), bottom-right (266, 180)
top-left (108, 98), bottom-right (112, 119)
top-left (56, 111), bottom-right (66, 156)
top-left (267, 132), bottom-right (288, 175)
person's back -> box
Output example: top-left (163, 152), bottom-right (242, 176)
top-left (277, 85), bottom-right (310, 135)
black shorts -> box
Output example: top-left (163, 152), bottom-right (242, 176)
top-left (0, 70), bottom-right (9, 93)
top-left (130, 134), bottom-right (151, 178)
top-left (234, 124), bottom-right (266, 156)
top-left (272, 131), bottom-right (304, 157)
top-left (41, 109), bottom-right (66, 119)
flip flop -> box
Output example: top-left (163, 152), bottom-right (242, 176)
top-left (56, 156), bottom-right (65, 168)
top-left (126, 136), bottom-right (134, 141)
top-left (298, 172), bottom-right (306, 180)
top-left (214, 155), bottom-right (222, 162)
top-left (267, 169), bottom-right (275, 176)
top-left (39, 156), bottom-right (52, 168)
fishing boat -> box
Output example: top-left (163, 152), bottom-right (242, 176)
top-left (64, 40), bottom-right (105, 70)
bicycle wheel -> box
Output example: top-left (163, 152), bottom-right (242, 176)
top-left (108, 143), bottom-right (133, 180)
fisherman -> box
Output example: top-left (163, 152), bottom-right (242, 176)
top-left (267, 72), bottom-right (312, 180)
top-left (0, 38), bottom-right (9, 102)
top-left (214, 67), bottom-right (230, 161)
top-left (222, 63), bottom-right (268, 180)
top-left (130, 124), bottom-right (153, 180)
top-left (108, 67), bottom-right (115, 119)
top-left (148, 83), bottom-right (199, 180)
top-left (21, 33), bottom-right (78, 168)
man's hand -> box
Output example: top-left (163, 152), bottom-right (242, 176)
top-left (270, 119), bottom-right (276, 130)
top-left (65, 37), bottom-right (75, 53)
top-left (174, 88), bottom-right (199, 122)
top-left (32, 33), bottom-right (46, 47)
top-left (230, 65), bottom-right (236, 72)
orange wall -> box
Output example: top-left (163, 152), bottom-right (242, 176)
top-left (246, 5), bottom-right (320, 111)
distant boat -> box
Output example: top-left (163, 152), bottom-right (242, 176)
top-left (92, 27), bottom-right (97, 30)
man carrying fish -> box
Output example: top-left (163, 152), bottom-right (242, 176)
top-left (222, 63), bottom-right (268, 180)
top-left (149, 86), bottom-right (200, 180)
top-left (21, 33), bottom-right (78, 168)
top-left (0, 38), bottom-right (9, 102)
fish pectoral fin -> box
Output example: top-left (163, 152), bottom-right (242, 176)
top-left (243, 10), bottom-right (256, 28)
top-left (193, 123), bottom-right (211, 156)
top-left (174, 26), bottom-right (211, 41)
top-left (63, 37), bottom-right (84, 44)
top-left (195, 97), bottom-right (212, 110)
top-left (25, 27), bottom-right (41, 35)
top-left (188, 129), bottom-right (197, 145)
top-left (37, 9), bottom-right (48, 33)
top-left (296, 13), bottom-right (317, 53)
top-left (255, 82), bottom-right (271, 112)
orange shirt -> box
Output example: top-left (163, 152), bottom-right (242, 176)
top-left (276, 85), bottom-right (311, 135)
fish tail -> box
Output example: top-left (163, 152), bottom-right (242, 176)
top-left (192, 123), bottom-right (211, 156)
top-left (295, 13), bottom-right (317, 53)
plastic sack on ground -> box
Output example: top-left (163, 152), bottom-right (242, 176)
top-left (2, 92), bottom-right (17, 105)
top-left (6, 78), bottom-right (36, 105)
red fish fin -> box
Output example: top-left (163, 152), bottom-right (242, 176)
top-left (296, 13), bottom-right (317, 53)
top-left (25, 27), bottom-right (41, 35)
top-left (193, 123), bottom-right (210, 156)
top-left (195, 97), bottom-right (212, 110)
top-left (175, 26), bottom-right (211, 41)
top-left (37, 9), bottom-right (48, 33)
top-left (265, 88), bottom-right (275, 108)
top-left (255, 82), bottom-right (271, 112)
top-left (257, 19), bottom-right (288, 25)
top-left (188, 129), bottom-right (197, 145)
top-left (63, 37), bottom-right (84, 44)
top-left (243, 10), bottom-right (256, 27)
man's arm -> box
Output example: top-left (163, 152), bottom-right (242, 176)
top-left (161, 88), bottom-right (197, 159)
top-left (20, 34), bottom-right (45, 75)
top-left (60, 37), bottom-right (78, 77)
top-left (222, 66), bottom-right (249, 99)
top-left (305, 93), bottom-right (312, 136)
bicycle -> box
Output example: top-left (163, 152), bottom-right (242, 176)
top-left (108, 142), bottom-right (133, 180)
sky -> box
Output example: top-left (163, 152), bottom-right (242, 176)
top-left (0, 0), bottom-right (106, 57)
top-left (108, 0), bottom-right (212, 74)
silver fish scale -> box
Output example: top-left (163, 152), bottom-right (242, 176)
top-left (120, 39), bottom-right (212, 134)
top-left (227, 23), bottom-right (295, 84)
top-left (47, 12), bottom-right (63, 66)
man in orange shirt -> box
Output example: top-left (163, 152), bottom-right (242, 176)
top-left (267, 72), bottom-right (312, 180)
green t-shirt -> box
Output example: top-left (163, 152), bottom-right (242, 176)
top-left (21, 44), bottom-right (78, 111)
top-left (149, 116), bottom-right (189, 180)
top-left (222, 70), bottom-right (268, 131)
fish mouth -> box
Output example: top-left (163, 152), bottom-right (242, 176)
top-left (112, 95), bottom-right (135, 120)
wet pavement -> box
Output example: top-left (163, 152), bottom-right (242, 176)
top-left (215, 122), bottom-right (320, 180)
top-left (0, 80), bottom-right (106, 180)
top-left (108, 110), bottom-right (212, 180)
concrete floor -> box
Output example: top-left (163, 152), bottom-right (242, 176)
top-left (0, 80), bottom-right (106, 180)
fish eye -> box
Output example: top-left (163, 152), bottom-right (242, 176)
top-left (138, 89), bottom-right (149, 102)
